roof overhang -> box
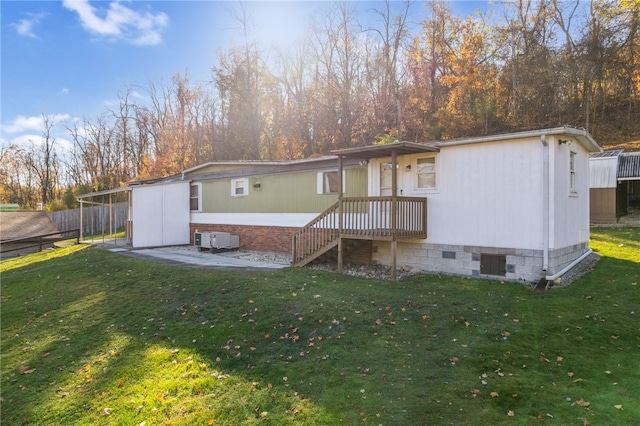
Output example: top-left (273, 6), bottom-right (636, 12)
top-left (76, 186), bottom-right (131, 200)
top-left (331, 141), bottom-right (439, 160)
top-left (436, 126), bottom-right (602, 153)
top-left (617, 152), bottom-right (640, 180)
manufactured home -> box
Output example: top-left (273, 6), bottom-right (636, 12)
top-left (81, 127), bottom-right (602, 283)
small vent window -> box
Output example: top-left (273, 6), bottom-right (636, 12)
top-left (231, 178), bottom-right (249, 197)
top-left (480, 254), bottom-right (506, 276)
top-left (569, 152), bottom-right (577, 193)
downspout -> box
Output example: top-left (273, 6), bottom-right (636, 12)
top-left (541, 135), bottom-right (549, 272)
top-left (545, 248), bottom-right (593, 281)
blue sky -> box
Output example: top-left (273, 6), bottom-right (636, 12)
top-left (1, 1), bottom-right (491, 151)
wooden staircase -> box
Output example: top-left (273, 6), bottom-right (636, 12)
top-left (292, 202), bottom-right (340, 267)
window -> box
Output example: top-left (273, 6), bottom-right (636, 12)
top-left (231, 178), bottom-right (248, 197)
top-left (569, 152), bottom-right (577, 193)
top-left (416, 157), bottom-right (436, 189)
top-left (317, 170), bottom-right (340, 194)
top-left (189, 183), bottom-right (201, 211)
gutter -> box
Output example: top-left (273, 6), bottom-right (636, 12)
top-left (436, 126), bottom-right (602, 153)
top-left (545, 249), bottom-right (593, 281)
top-left (541, 135), bottom-right (549, 272)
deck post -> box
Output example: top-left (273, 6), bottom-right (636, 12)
top-left (391, 150), bottom-right (398, 281)
top-left (337, 155), bottom-right (344, 273)
top-left (79, 199), bottom-right (84, 242)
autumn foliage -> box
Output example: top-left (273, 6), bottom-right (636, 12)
top-left (2, 0), bottom-right (639, 208)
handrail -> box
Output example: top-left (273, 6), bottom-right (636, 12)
top-left (292, 197), bottom-right (427, 266)
top-left (292, 202), bottom-right (340, 266)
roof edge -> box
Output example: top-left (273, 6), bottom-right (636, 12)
top-left (436, 127), bottom-right (602, 153)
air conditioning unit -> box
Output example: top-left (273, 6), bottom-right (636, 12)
top-left (194, 231), bottom-right (239, 252)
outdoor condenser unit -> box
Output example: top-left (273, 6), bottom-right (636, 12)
top-left (194, 231), bottom-right (239, 252)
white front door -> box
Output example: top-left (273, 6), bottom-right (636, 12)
top-left (378, 158), bottom-right (408, 196)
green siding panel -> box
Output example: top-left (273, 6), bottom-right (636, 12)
top-left (201, 166), bottom-right (368, 214)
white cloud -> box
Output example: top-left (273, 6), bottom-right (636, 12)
top-left (11, 12), bottom-right (47, 39)
top-left (62, 0), bottom-right (169, 46)
top-left (60, 88), bottom-right (70, 95)
top-left (1, 114), bottom-right (71, 135)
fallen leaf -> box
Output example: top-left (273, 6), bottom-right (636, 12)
top-left (490, 391), bottom-right (499, 398)
top-left (19, 366), bottom-right (36, 375)
top-left (507, 410), bottom-right (515, 417)
top-left (556, 356), bottom-right (564, 362)
top-left (575, 398), bottom-right (590, 407)
top-left (614, 404), bottom-right (623, 410)
top-left (568, 372), bottom-right (575, 377)
top-left (101, 408), bottom-right (113, 416)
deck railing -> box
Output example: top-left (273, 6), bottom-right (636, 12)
top-left (0, 229), bottom-right (80, 258)
top-left (292, 196), bottom-right (427, 266)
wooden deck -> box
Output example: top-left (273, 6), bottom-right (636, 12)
top-left (292, 196), bottom-right (427, 267)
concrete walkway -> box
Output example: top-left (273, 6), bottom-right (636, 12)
top-left (91, 239), bottom-right (290, 271)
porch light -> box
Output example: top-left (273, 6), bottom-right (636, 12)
top-left (405, 165), bottom-right (412, 171)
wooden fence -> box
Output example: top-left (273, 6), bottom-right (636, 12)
top-left (48, 202), bottom-right (128, 236)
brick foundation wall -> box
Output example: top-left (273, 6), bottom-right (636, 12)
top-left (190, 223), bottom-right (298, 254)
top-left (190, 224), bottom-right (373, 265)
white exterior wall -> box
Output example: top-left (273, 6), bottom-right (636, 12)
top-left (436, 139), bottom-right (545, 249)
top-left (132, 182), bottom-right (190, 248)
top-left (551, 140), bottom-right (591, 249)
top-left (589, 156), bottom-right (618, 188)
top-left (191, 212), bottom-right (318, 228)
top-left (370, 137), bottom-right (545, 250)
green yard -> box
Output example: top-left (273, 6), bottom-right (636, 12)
top-left (1, 227), bottom-right (638, 425)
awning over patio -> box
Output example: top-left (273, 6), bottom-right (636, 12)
top-left (331, 141), bottom-right (439, 160)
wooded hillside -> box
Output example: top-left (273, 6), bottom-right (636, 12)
top-left (2, 0), bottom-right (639, 210)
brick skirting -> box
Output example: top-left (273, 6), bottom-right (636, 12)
top-left (190, 223), bottom-right (298, 254)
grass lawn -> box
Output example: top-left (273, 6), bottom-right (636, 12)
top-left (1, 228), bottom-right (638, 425)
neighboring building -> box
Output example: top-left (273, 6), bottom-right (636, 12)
top-left (0, 211), bottom-right (61, 258)
top-left (589, 150), bottom-right (640, 223)
top-left (81, 126), bottom-right (602, 283)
